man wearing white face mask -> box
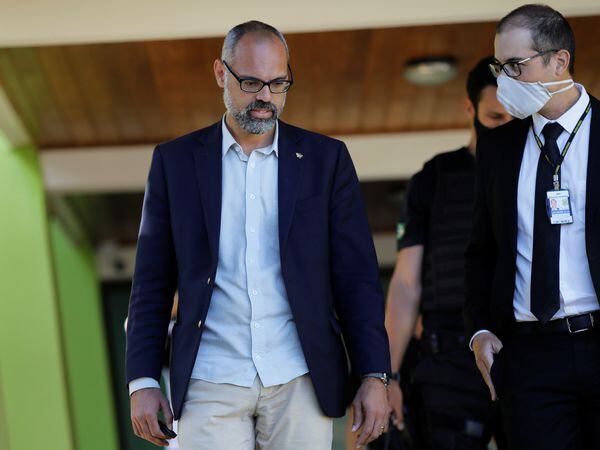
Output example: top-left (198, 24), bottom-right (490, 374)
top-left (464, 4), bottom-right (600, 450)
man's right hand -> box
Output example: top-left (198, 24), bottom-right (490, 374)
top-left (387, 380), bottom-right (405, 431)
top-left (472, 331), bottom-right (503, 401)
top-left (130, 388), bottom-right (173, 447)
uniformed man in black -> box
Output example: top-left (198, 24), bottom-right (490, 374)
top-left (384, 57), bottom-right (512, 450)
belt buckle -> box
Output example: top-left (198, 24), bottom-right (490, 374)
top-left (566, 313), bottom-right (594, 334)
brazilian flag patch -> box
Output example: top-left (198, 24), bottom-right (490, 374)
top-left (396, 222), bottom-right (406, 241)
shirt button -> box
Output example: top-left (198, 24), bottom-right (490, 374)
top-left (254, 322), bottom-right (261, 328)
top-left (252, 290), bottom-right (258, 296)
top-left (249, 227), bottom-right (256, 233)
top-left (250, 194), bottom-right (256, 200)
top-left (255, 354), bottom-right (262, 360)
top-left (197, 320), bottom-right (203, 328)
top-left (250, 162), bottom-right (256, 169)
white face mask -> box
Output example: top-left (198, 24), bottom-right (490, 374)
top-left (496, 74), bottom-right (575, 119)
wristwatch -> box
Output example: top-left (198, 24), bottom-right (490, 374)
top-left (362, 372), bottom-right (390, 387)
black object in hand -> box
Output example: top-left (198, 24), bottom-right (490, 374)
top-left (158, 420), bottom-right (177, 439)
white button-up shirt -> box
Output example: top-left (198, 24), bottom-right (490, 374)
top-left (514, 84), bottom-right (598, 321)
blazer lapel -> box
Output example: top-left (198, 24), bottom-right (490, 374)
top-left (192, 122), bottom-right (223, 265)
top-left (505, 118), bottom-right (531, 255)
top-left (278, 121), bottom-right (304, 257)
top-left (586, 96), bottom-right (600, 248)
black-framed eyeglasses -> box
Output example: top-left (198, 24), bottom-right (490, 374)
top-left (222, 60), bottom-right (293, 94)
top-left (489, 49), bottom-right (559, 78)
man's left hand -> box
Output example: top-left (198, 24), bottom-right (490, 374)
top-left (351, 377), bottom-right (390, 448)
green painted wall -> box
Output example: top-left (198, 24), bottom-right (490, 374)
top-left (103, 283), bottom-right (156, 450)
top-left (50, 219), bottom-right (119, 450)
top-left (0, 139), bottom-right (74, 450)
top-left (0, 366), bottom-right (8, 450)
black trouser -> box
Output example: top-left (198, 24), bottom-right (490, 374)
top-left (371, 325), bottom-right (507, 450)
top-left (492, 327), bottom-right (600, 450)
top-left (392, 330), bottom-right (506, 450)
top-left (414, 344), bottom-right (505, 450)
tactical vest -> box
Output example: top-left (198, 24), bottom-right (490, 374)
top-left (420, 149), bottom-right (475, 313)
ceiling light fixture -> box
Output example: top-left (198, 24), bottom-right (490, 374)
top-left (403, 56), bottom-right (458, 86)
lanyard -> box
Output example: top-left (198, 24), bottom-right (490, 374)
top-left (532, 100), bottom-right (591, 190)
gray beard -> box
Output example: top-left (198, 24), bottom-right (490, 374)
top-left (223, 88), bottom-right (284, 135)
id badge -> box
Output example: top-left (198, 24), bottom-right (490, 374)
top-left (546, 189), bottom-right (574, 225)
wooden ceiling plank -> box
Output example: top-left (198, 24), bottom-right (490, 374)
top-left (0, 48), bottom-right (70, 144)
top-left (144, 40), bottom-right (205, 137)
top-left (117, 41), bottom-right (168, 142)
top-left (280, 33), bottom-right (315, 128)
top-left (307, 31), bottom-right (347, 132)
top-left (36, 46), bottom-right (98, 146)
top-left (182, 38), bottom-right (225, 130)
top-left (360, 28), bottom-right (404, 132)
top-left (93, 43), bottom-right (148, 143)
top-left (0, 49), bottom-right (42, 140)
top-left (62, 44), bottom-right (122, 144)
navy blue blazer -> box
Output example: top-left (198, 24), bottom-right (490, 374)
top-left (126, 120), bottom-right (391, 420)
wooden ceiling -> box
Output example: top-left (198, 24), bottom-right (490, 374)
top-left (1, 17), bottom-right (600, 149)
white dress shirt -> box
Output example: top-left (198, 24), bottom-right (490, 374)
top-left (513, 84), bottom-right (598, 321)
top-left (129, 118), bottom-right (308, 395)
top-left (471, 84), bottom-right (599, 346)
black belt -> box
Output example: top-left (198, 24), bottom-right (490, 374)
top-left (511, 311), bottom-right (600, 335)
top-left (420, 330), bottom-right (468, 355)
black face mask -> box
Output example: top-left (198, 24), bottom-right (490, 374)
top-left (474, 110), bottom-right (493, 139)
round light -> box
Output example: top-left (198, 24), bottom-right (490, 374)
top-left (403, 57), bottom-right (458, 86)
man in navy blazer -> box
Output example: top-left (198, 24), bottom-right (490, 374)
top-left (126, 20), bottom-right (391, 449)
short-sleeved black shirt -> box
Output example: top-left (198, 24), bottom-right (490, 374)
top-left (396, 157), bottom-right (438, 251)
top-left (396, 147), bottom-right (474, 331)
top-left (397, 147), bottom-right (473, 250)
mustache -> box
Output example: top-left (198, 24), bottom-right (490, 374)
top-left (244, 100), bottom-right (277, 115)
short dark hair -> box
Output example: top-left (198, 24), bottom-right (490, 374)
top-left (222, 21), bottom-right (289, 63)
top-left (466, 56), bottom-right (498, 107)
top-left (496, 4), bottom-right (575, 72)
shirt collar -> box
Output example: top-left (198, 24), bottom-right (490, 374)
top-left (221, 115), bottom-right (279, 160)
top-left (532, 83), bottom-right (589, 137)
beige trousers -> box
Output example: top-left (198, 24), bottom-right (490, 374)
top-left (177, 374), bottom-right (333, 450)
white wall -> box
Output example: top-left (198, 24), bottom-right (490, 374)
top-left (40, 129), bottom-right (470, 193)
top-left (1, 0), bottom-right (599, 46)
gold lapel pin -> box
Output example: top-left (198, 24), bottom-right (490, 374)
top-left (296, 152), bottom-right (304, 159)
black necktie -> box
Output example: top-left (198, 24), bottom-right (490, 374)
top-left (530, 122), bottom-right (564, 323)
